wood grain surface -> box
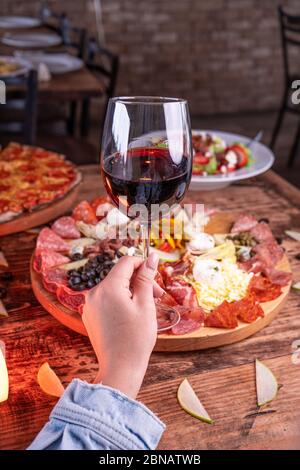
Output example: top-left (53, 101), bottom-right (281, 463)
top-left (0, 167), bottom-right (300, 450)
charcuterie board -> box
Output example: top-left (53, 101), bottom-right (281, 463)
top-left (0, 179), bottom-right (82, 236)
top-left (30, 212), bottom-right (292, 352)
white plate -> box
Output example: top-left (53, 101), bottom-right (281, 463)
top-left (0, 16), bottom-right (41, 29)
top-left (14, 52), bottom-right (83, 75)
top-left (1, 32), bottom-right (62, 48)
top-left (0, 55), bottom-right (31, 78)
top-left (190, 130), bottom-right (274, 191)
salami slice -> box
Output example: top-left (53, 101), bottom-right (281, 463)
top-left (171, 305), bottom-right (204, 335)
top-left (36, 228), bottom-right (70, 253)
top-left (33, 249), bottom-right (69, 273)
top-left (52, 216), bottom-right (81, 239)
top-left (231, 214), bottom-right (258, 234)
top-left (72, 200), bottom-right (98, 225)
top-left (248, 275), bottom-right (282, 302)
top-left (233, 295), bottom-right (264, 323)
top-left (56, 285), bottom-right (87, 313)
top-left (42, 267), bottom-right (68, 293)
top-left (205, 301), bottom-right (238, 329)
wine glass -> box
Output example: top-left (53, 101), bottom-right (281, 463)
top-left (101, 96), bottom-right (193, 332)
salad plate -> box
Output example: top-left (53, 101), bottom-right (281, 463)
top-left (190, 130), bottom-right (274, 191)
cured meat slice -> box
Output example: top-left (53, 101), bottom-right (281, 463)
top-left (52, 216), bottom-right (81, 239)
top-left (248, 275), bottom-right (282, 302)
top-left (36, 228), bottom-right (70, 253)
top-left (231, 214), bottom-right (258, 234)
top-left (250, 222), bottom-right (275, 243)
top-left (42, 267), bottom-right (68, 293)
top-left (33, 249), bottom-right (69, 273)
top-left (205, 301), bottom-right (238, 329)
top-left (56, 285), bottom-right (87, 313)
top-left (166, 278), bottom-right (198, 308)
top-left (233, 295), bottom-right (264, 323)
top-left (263, 268), bottom-right (292, 287)
top-left (252, 241), bottom-right (284, 269)
top-left (171, 306), bottom-right (205, 335)
top-left (72, 200), bottom-right (98, 225)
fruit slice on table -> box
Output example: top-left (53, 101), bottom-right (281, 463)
top-left (285, 230), bottom-right (300, 242)
top-left (37, 362), bottom-right (65, 398)
top-left (292, 282), bottom-right (300, 291)
top-left (177, 378), bottom-right (213, 424)
top-left (255, 359), bottom-right (278, 407)
top-left (0, 345), bottom-right (9, 403)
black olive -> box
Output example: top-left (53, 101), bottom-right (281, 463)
top-left (276, 237), bottom-right (283, 245)
top-left (96, 254), bottom-right (105, 263)
top-left (258, 218), bottom-right (270, 224)
top-left (95, 277), bottom-right (100, 284)
top-left (103, 260), bottom-right (113, 267)
top-left (295, 253), bottom-right (300, 260)
top-left (87, 279), bottom-right (96, 288)
top-left (81, 273), bottom-right (88, 281)
top-left (90, 259), bottom-right (98, 267)
top-left (0, 271), bottom-right (13, 281)
top-left (72, 283), bottom-right (86, 291)
top-left (0, 286), bottom-right (7, 299)
top-left (70, 276), bottom-right (82, 285)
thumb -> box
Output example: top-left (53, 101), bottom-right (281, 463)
top-left (133, 252), bottom-right (159, 303)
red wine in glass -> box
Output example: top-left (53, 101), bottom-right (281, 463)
top-left (102, 147), bottom-right (191, 218)
top-left (101, 97), bottom-right (193, 332)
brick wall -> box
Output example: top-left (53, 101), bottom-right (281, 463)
top-left (1, 0), bottom-right (300, 114)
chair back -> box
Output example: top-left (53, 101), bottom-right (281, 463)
top-left (0, 70), bottom-right (38, 145)
top-left (278, 6), bottom-right (300, 85)
top-left (86, 38), bottom-right (119, 100)
top-left (40, 4), bottom-right (86, 58)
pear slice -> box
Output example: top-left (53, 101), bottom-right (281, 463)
top-left (37, 362), bottom-right (65, 398)
top-left (0, 347), bottom-right (9, 403)
top-left (255, 359), bottom-right (278, 407)
top-left (285, 230), bottom-right (300, 242)
top-left (292, 282), bottom-right (300, 291)
top-left (177, 378), bottom-right (213, 424)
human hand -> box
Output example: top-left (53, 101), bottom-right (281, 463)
top-left (82, 254), bottom-right (162, 399)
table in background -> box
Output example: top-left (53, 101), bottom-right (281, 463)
top-left (0, 27), bottom-right (105, 102)
top-left (0, 168), bottom-right (300, 450)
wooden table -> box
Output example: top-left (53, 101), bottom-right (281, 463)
top-left (0, 27), bottom-right (105, 102)
top-left (0, 167), bottom-right (300, 450)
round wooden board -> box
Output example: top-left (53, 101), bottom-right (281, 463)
top-left (0, 174), bottom-right (82, 236)
top-left (30, 211), bottom-right (292, 352)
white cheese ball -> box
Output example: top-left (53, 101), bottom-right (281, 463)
top-left (106, 208), bottom-right (129, 226)
top-left (187, 233), bottom-right (215, 253)
top-left (193, 258), bottom-right (222, 285)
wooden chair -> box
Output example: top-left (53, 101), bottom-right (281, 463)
top-left (270, 6), bottom-right (300, 166)
top-left (0, 70), bottom-right (38, 145)
top-left (39, 4), bottom-right (87, 135)
top-left (80, 38), bottom-right (119, 139)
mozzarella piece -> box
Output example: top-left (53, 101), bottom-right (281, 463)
top-left (187, 233), bottom-right (215, 253)
top-left (193, 259), bottom-right (223, 284)
top-left (225, 150), bottom-right (238, 166)
top-left (192, 258), bottom-right (253, 311)
top-left (106, 208), bottom-right (129, 226)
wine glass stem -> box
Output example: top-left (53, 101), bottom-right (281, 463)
top-left (140, 223), bottom-right (150, 260)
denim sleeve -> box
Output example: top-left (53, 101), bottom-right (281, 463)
top-left (28, 379), bottom-right (166, 450)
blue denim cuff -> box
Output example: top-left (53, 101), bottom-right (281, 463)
top-left (50, 378), bottom-right (166, 450)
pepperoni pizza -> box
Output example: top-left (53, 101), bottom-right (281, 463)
top-left (0, 142), bottom-right (81, 223)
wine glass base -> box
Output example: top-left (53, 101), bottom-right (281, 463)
top-left (156, 303), bottom-right (181, 333)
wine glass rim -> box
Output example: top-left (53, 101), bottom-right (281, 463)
top-left (110, 96), bottom-right (187, 105)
